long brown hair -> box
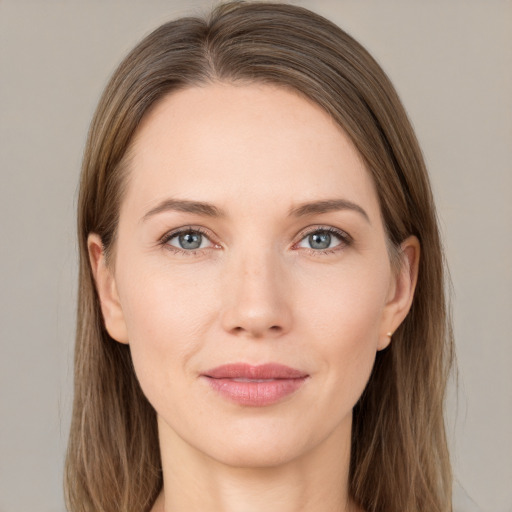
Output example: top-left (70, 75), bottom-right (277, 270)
top-left (65, 2), bottom-right (454, 511)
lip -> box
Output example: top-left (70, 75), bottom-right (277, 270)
top-left (201, 363), bottom-right (309, 407)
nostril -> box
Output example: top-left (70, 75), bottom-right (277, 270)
top-left (230, 324), bottom-right (283, 336)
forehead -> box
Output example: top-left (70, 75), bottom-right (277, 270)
top-left (122, 82), bottom-right (380, 220)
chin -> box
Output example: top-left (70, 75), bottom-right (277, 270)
top-left (210, 438), bottom-right (309, 469)
top-left (196, 416), bottom-right (324, 469)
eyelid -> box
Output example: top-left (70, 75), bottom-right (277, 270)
top-left (157, 224), bottom-right (352, 256)
top-left (159, 225), bottom-right (221, 253)
top-left (292, 225), bottom-right (353, 252)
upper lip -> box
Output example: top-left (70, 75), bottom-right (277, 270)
top-left (203, 363), bottom-right (308, 380)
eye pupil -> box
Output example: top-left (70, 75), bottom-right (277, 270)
top-left (179, 232), bottom-right (202, 250)
top-left (309, 232), bottom-right (331, 250)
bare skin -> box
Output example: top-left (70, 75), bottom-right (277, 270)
top-left (89, 83), bottom-right (419, 512)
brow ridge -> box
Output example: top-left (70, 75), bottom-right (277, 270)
top-left (142, 199), bottom-right (224, 222)
top-left (142, 197), bottom-right (370, 224)
top-left (289, 199), bottom-right (370, 223)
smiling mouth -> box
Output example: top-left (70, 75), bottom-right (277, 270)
top-left (201, 363), bottom-right (309, 406)
top-left (231, 378), bottom-right (276, 382)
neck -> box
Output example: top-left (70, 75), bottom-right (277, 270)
top-left (153, 415), bottom-right (359, 512)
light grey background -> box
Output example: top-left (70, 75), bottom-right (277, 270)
top-left (1, 1), bottom-right (511, 511)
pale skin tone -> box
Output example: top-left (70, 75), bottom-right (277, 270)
top-left (89, 83), bottom-right (419, 512)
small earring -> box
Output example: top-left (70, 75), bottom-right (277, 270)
top-left (386, 332), bottom-right (393, 338)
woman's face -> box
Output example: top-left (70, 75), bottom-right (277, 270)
top-left (90, 83), bottom-right (416, 467)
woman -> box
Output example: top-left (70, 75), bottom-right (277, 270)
top-left (65, 2), bottom-right (454, 511)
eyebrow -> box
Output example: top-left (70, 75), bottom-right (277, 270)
top-left (289, 199), bottom-right (371, 224)
top-left (142, 199), bottom-right (225, 222)
top-left (142, 197), bottom-right (370, 224)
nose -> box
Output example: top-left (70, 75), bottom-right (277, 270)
top-left (220, 249), bottom-right (293, 339)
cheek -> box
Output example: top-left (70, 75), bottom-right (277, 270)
top-left (298, 256), bottom-right (389, 341)
top-left (297, 260), bottom-right (390, 395)
top-left (119, 253), bottom-right (218, 336)
top-left (115, 258), bottom-right (220, 397)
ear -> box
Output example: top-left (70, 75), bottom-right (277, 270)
top-left (378, 235), bottom-right (420, 350)
top-left (87, 233), bottom-right (129, 344)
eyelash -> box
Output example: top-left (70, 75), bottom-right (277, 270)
top-left (159, 226), bottom-right (217, 256)
top-left (158, 225), bottom-right (352, 256)
top-left (294, 226), bottom-right (353, 255)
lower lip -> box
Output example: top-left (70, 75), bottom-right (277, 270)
top-left (203, 377), bottom-right (307, 406)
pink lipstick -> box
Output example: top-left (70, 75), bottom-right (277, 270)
top-left (201, 363), bottom-right (308, 406)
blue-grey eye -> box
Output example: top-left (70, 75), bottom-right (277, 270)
top-left (297, 229), bottom-right (345, 251)
top-left (179, 232), bottom-right (202, 249)
top-left (309, 232), bottom-right (331, 249)
top-left (167, 230), bottom-right (209, 250)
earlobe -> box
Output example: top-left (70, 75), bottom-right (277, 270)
top-left (87, 233), bottom-right (129, 344)
top-left (378, 235), bottom-right (420, 350)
